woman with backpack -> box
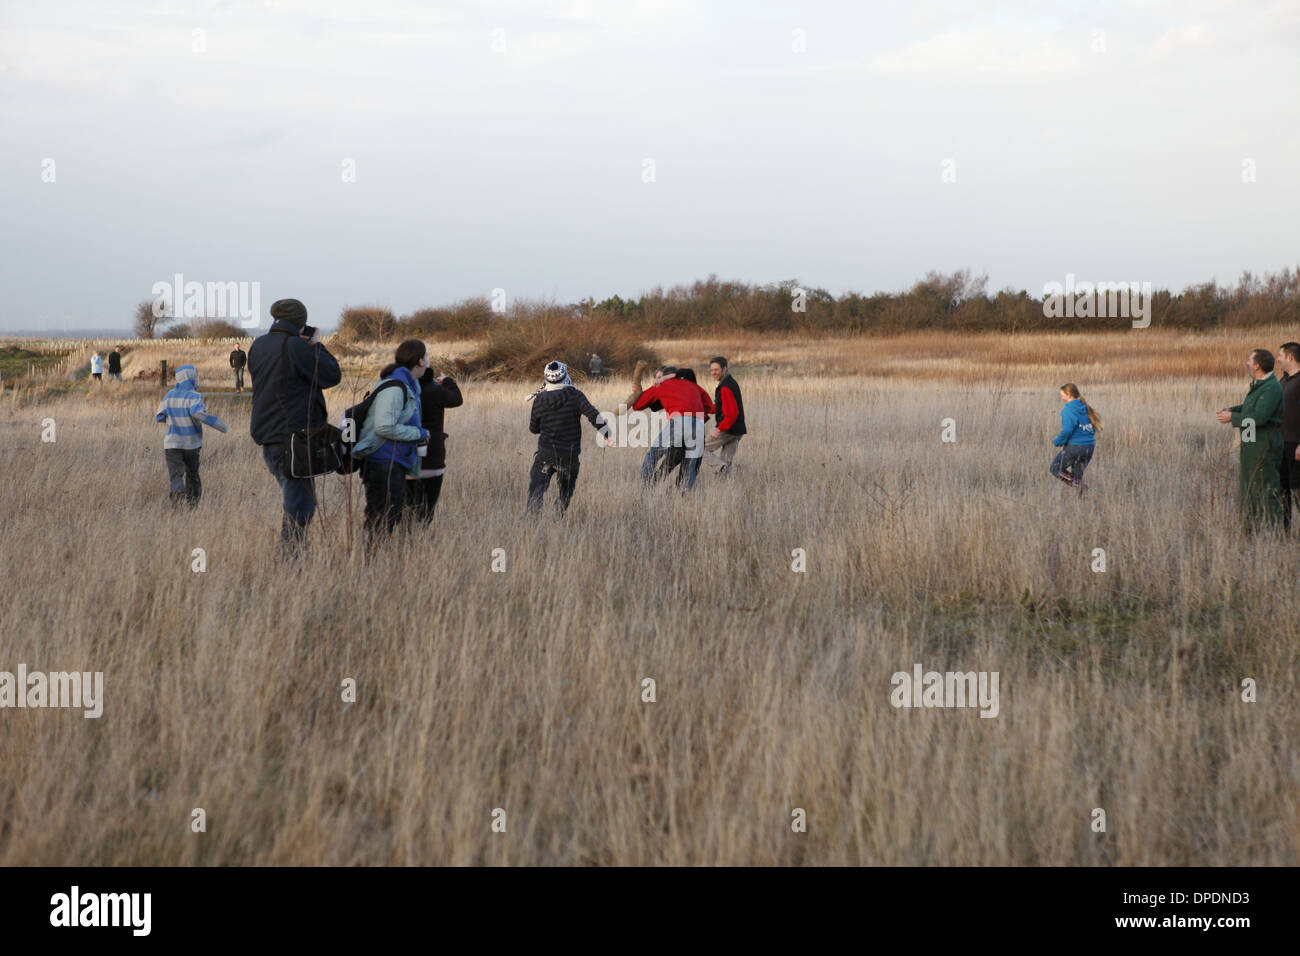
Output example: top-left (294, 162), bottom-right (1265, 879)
top-left (405, 366), bottom-right (463, 523)
top-left (1050, 383), bottom-right (1100, 492)
top-left (352, 339), bottom-right (429, 540)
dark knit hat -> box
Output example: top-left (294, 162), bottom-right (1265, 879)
top-left (269, 298), bottom-right (308, 328)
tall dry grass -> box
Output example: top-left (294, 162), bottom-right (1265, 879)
top-left (0, 339), bottom-right (1297, 864)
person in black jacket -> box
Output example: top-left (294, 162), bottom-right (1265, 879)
top-left (107, 347), bottom-right (123, 382)
top-left (230, 343), bottom-right (247, 392)
top-left (406, 366), bottom-right (463, 523)
top-left (703, 356), bottom-right (746, 475)
top-left (247, 299), bottom-right (342, 552)
top-left (1277, 342), bottom-right (1300, 531)
top-left (527, 360), bottom-right (610, 514)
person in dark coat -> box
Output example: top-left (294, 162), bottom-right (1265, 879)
top-left (230, 343), bottom-right (248, 392)
top-left (1217, 348), bottom-right (1284, 531)
top-left (406, 367), bottom-right (463, 523)
top-left (527, 360), bottom-right (610, 514)
top-left (247, 299), bottom-right (341, 553)
top-left (107, 347), bottom-right (123, 382)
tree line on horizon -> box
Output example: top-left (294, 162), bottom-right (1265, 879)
top-left (131, 267), bottom-right (1300, 342)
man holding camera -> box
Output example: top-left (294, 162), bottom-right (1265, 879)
top-left (248, 298), bottom-right (341, 554)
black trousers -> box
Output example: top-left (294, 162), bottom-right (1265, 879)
top-left (164, 448), bottom-right (201, 504)
top-left (405, 475), bottom-right (444, 523)
top-left (527, 450), bottom-right (580, 514)
top-left (362, 459), bottom-right (406, 538)
top-left (1282, 441), bottom-right (1299, 532)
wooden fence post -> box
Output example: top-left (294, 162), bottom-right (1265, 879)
top-left (160, 359), bottom-right (167, 387)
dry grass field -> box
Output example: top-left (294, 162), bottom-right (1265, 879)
top-left (0, 329), bottom-right (1297, 865)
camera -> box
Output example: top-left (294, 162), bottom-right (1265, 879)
top-left (301, 325), bottom-right (318, 339)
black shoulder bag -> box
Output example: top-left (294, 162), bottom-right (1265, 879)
top-left (278, 334), bottom-right (343, 478)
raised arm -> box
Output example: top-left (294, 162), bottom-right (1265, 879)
top-left (289, 338), bottom-right (343, 390)
top-left (426, 376), bottom-right (463, 409)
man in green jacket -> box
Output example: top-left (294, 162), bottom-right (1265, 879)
top-left (1217, 348), bottom-right (1284, 530)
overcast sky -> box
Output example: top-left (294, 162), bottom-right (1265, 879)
top-left (1, 0), bottom-right (1297, 331)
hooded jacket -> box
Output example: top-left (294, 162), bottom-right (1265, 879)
top-left (154, 365), bottom-right (229, 450)
top-left (351, 365), bottom-right (428, 476)
top-left (247, 321), bottom-right (342, 445)
top-left (1053, 398), bottom-right (1096, 447)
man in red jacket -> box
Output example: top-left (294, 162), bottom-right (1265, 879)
top-left (631, 368), bottom-right (714, 490)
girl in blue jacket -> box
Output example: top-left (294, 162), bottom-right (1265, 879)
top-left (354, 339), bottom-right (429, 540)
top-left (1050, 383), bottom-right (1101, 491)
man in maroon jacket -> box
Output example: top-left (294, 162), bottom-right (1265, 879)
top-left (703, 356), bottom-right (746, 476)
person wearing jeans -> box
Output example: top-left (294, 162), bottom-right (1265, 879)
top-left (631, 368), bottom-right (714, 492)
top-left (1050, 444), bottom-right (1094, 487)
top-left (639, 412), bottom-right (706, 490)
top-left (230, 343), bottom-right (247, 392)
top-left (247, 298), bottom-right (341, 555)
top-left (1050, 383), bottom-right (1100, 491)
top-left (261, 444), bottom-right (317, 545)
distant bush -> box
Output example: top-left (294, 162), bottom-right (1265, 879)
top-left (191, 319), bottom-right (247, 340)
top-left (397, 298), bottom-right (495, 339)
top-left (160, 323), bottom-right (192, 340)
top-left (462, 302), bottom-right (657, 381)
top-left (337, 306), bottom-right (398, 341)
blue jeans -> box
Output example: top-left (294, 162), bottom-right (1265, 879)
top-left (1050, 444), bottom-right (1094, 484)
top-left (262, 443), bottom-right (316, 545)
top-left (640, 415), bottom-right (705, 490)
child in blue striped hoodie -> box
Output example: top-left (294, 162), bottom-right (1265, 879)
top-left (154, 364), bottom-right (229, 505)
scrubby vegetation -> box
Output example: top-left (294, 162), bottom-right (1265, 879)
top-left (460, 306), bottom-right (657, 380)
top-left (334, 268), bottom-right (1300, 343)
